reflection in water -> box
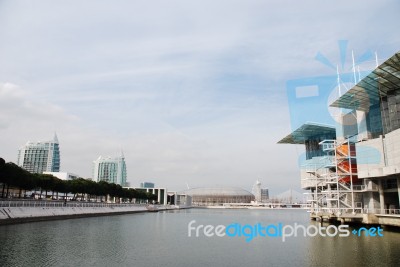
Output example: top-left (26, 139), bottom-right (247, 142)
top-left (0, 209), bottom-right (399, 267)
top-left (305, 221), bottom-right (400, 267)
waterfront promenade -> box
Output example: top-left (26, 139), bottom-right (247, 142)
top-left (0, 200), bottom-right (175, 225)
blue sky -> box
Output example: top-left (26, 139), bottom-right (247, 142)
top-left (0, 0), bottom-right (399, 194)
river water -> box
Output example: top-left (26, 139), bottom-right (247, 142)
top-left (0, 209), bottom-right (399, 266)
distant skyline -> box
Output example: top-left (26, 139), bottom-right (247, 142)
top-left (1, 0), bottom-right (399, 194)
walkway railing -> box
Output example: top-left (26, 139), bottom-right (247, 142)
top-left (310, 207), bottom-right (400, 216)
top-left (372, 208), bottom-right (400, 215)
top-left (0, 200), bottom-right (146, 208)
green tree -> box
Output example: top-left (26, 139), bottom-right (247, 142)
top-left (36, 174), bottom-right (58, 199)
top-left (0, 158), bottom-right (7, 198)
top-left (1, 162), bottom-right (25, 198)
top-left (97, 181), bottom-right (110, 202)
top-left (15, 168), bottom-right (35, 198)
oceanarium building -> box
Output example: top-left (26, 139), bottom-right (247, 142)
top-left (93, 155), bottom-right (127, 186)
top-left (279, 51), bottom-right (400, 226)
top-left (17, 134), bottom-right (60, 174)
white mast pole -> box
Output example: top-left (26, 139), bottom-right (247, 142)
top-left (352, 50), bottom-right (357, 84)
top-left (337, 65), bottom-right (341, 97)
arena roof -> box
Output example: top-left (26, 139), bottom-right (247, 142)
top-left (183, 187), bottom-right (254, 197)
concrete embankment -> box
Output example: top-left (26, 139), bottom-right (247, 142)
top-left (310, 212), bottom-right (400, 227)
top-left (0, 205), bottom-right (148, 225)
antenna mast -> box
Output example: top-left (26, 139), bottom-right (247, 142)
top-left (352, 50), bottom-right (357, 84)
top-left (337, 65), bottom-right (341, 97)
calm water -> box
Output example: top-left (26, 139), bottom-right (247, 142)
top-left (1, 209), bottom-right (400, 267)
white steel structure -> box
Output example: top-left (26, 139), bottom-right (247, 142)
top-left (307, 138), bottom-right (360, 215)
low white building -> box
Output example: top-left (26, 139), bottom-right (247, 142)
top-left (124, 186), bottom-right (167, 205)
top-left (43, 172), bottom-right (79, 180)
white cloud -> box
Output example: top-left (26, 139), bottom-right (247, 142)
top-left (0, 0), bottom-right (399, 193)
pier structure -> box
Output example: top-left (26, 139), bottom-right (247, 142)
top-left (279, 51), bottom-right (400, 227)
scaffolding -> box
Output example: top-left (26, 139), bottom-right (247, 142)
top-left (305, 137), bottom-right (362, 215)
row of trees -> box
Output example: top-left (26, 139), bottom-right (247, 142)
top-left (0, 158), bottom-right (157, 202)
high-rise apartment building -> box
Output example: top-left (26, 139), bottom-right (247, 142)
top-left (252, 180), bottom-right (269, 203)
top-left (261, 188), bottom-right (269, 202)
top-left (17, 134), bottom-right (60, 174)
top-left (93, 154), bottom-right (127, 186)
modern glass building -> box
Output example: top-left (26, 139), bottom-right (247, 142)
top-left (261, 188), bottom-right (269, 202)
top-left (17, 134), bottom-right (60, 174)
top-left (252, 180), bottom-right (269, 203)
top-left (93, 155), bottom-right (127, 186)
top-left (279, 51), bottom-right (400, 226)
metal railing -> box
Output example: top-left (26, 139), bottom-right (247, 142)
top-left (310, 207), bottom-right (364, 214)
top-left (0, 200), bottom-right (146, 208)
top-left (319, 140), bottom-right (336, 151)
top-left (352, 184), bottom-right (379, 191)
top-left (302, 156), bottom-right (335, 173)
top-left (307, 206), bottom-right (400, 215)
top-left (372, 208), bottom-right (400, 215)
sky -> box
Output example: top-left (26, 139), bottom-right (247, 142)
top-left (0, 0), bottom-right (399, 195)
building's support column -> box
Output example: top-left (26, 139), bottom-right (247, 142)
top-left (326, 184), bottom-right (330, 209)
top-left (356, 110), bottom-right (368, 140)
top-left (335, 115), bottom-right (345, 143)
top-left (378, 179), bottom-right (385, 214)
top-left (397, 177), bottom-right (400, 209)
top-left (366, 192), bottom-right (372, 213)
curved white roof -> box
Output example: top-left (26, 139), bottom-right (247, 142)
top-left (182, 187), bottom-right (254, 197)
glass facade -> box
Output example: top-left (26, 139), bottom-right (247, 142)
top-left (305, 140), bottom-right (327, 160)
top-left (364, 88), bottom-right (400, 138)
top-left (140, 182), bottom-right (155, 188)
top-left (261, 188), bottom-right (269, 202)
top-left (381, 88), bottom-right (400, 134)
top-left (366, 102), bottom-right (383, 138)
